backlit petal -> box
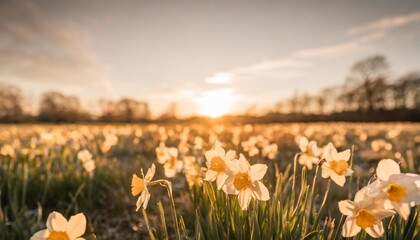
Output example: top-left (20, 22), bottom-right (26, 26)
top-left (47, 211), bottom-right (67, 232)
top-left (66, 213), bottom-right (87, 239)
top-left (338, 200), bottom-right (356, 216)
top-left (377, 159), bottom-right (400, 182)
top-left (342, 218), bottom-right (361, 237)
top-left (249, 164), bottom-right (267, 181)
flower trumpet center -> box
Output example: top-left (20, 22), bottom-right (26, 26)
top-left (387, 183), bottom-right (407, 203)
top-left (233, 172), bottom-right (252, 190)
top-left (131, 174), bottom-right (145, 196)
top-left (210, 157), bottom-right (227, 173)
top-left (355, 209), bottom-right (376, 229)
top-left (47, 231), bottom-right (70, 240)
top-left (306, 146), bottom-right (314, 156)
top-left (330, 160), bottom-right (349, 175)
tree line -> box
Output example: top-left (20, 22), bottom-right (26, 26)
top-left (0, 54), bottom-right (419, 123)
top-left (270, 55), bottom-right (419, 116)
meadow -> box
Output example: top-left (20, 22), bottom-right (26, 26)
top-left (0, 123), bottom-right (419, 240)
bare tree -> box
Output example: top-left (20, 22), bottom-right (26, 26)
top-left (346, 55), bottom-right (389, 111)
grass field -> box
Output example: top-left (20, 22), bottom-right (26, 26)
top-left (1, 123), bottom-right (419, 239)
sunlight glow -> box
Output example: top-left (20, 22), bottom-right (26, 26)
top-left (196, 88), bottom-right (236, 118)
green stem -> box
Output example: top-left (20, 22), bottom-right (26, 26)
top-left (151, 180), bottom-right (181, 240)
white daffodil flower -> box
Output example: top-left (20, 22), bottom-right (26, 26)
top-left (204, 141), bottom-right (236, 189)
top-left (223, 154), bottom-right (270, 210)
top-left (339, 187), bottom-right (395, 238)
top-left (30, 211), bottom-right (87, 240)
top-left (321, 142), bottom-right (353, 187)
top-left (374, 159), bottom-right (420, 220)
top-left (298, 137), bottom-right (321, 170)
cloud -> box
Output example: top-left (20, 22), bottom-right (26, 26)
top-left (347, 11), bottom-right (420, 35)
top-left (230, 59), bottom-right (312, 76)
top-left (0, 0), bottom-right (111, 90)
top-left (293, 31), bottom-right (386, 58)
top-left (206, 72), bottom-right (232, 84)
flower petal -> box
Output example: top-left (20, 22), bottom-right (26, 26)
top-left (338, 200), bottom-right (356, 216)
top-left (30, 229), bottom-right (50, 240)
top-left (342, 218), bottom-right (361, 237)
top-left (216, 173), bottom-right (229, 190)
top-left (299, 137), bottom-right (308, 152)
top-left (238, 189), bottom-right (252, 210)
top-left (145, 164), bottom-right (155, 182)
top-left (330, 173), bottom-right (346, 187)
top-left (47, 211), bottom-right (67, 232)
top-left (249, 164), bottom-right (268, 181)
top-left (365, 221), bottom-right (384, 238)
top-left (323, 143), bottom-right (337, 162)
top-left (225, 150), bottom-right (236, 161)
top-left (377, 159), bottom-right (400, 182)
top-left (205, 170), bottom-right (217, 182)
top-left (251, 181), bottom-right (270, 201)
top-left (66, 213), bottom-right (87, 239)
top-left (336, 149), bottom-right (351, 161)
top-left (238, 154), bottom-right (250, 173)
top-left (393, 202), bottom-right (411, 220)
top-left (215, 145), bottom-right (225, 158)
top-left (205, 150), bottom-right (215, 163)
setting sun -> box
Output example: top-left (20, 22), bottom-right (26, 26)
top-left (196, 88), bottom-right (237, 118)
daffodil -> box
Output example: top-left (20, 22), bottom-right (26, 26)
top-left (298, 137), bottom-right (321, 170)
top-left (321, 142), bottom-right (353, 187)
top-left (77, 150), bottom-right (92, 163)
top-left (132, 164), bottom-right (155, 210)
top-left (77, 150), bottom-right (95, 175)
top-left (262, 143), bottom-right (278, 160)
top-left (339, 187), bottom-right (395, 238)
top-left (373, 159), bottom-right (420, 220)
top-left (30, 211), bottom-right (86, 240)
top-left (223, 154), bottom-right (270, 210)
top-left (204, 141), bottom-right (236, 189)
top-left (241, 137), bottom-right (259, 157)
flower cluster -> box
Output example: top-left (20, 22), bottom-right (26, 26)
top-left (297, 137), bottom-right (353, 187)
top-left (204, 141), bottom-right (270, 210)
top-left (339, 159), bottom-right (420, 238)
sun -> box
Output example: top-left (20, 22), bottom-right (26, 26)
top-left (196, 88), bottom-right (236, 118)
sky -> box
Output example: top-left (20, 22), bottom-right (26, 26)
top-left (1, 0), bottom-right (420, 117)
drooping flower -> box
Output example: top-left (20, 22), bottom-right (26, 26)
top-left (339, 187), bottom-right (395, 238)
top-left (204, 141), bottom-right (236, 189)
top-left (223, 154), bottom-right (270, 210)
top-left (373, 159), bottom-right (420, 220)
top-left (30, 211), bottom-right (86, 240)
top-left (321, 142), bottom-right (353, 187)
top-left (132, 164), bottom-right (155, 210)
top-left (298, 137), bottom-right (321, 170)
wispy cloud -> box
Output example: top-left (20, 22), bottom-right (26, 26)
top-left (347, 11), bottom-right (420, 35)
top-left (0, 1), bottom-right (111, 90)
top-left (293, 31), bottom-right (386, 58)
top-left (206, 72), bottom-right (232, 84)
top-left (230, 59), bottom-right (312, 76)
